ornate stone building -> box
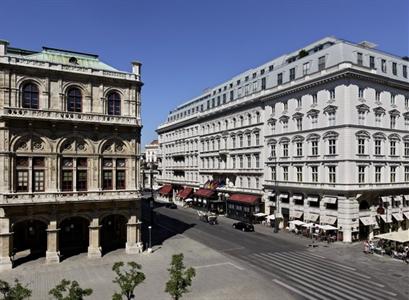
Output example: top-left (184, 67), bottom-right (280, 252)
top-left (0, 40), bottom-right (143, 270)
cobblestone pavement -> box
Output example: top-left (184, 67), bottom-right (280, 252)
top-left (0, 234), bottom-right (293, 300)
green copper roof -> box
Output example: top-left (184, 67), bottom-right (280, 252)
top-left (8, 46), bottom-right (119, 72)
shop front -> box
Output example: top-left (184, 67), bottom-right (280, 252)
top-left (193, 188), bottom-right (218, 211)
top-left (226, 193), bottom-right (261, 223)
top-left (157, 184), bottom-right (173, 201)
top-left (177, 187), bottom-right (193, 202)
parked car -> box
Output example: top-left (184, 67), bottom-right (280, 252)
top-left (232, 222), bottom-right (254, 232)
top-left (165, 202), bottom-right (177, 209)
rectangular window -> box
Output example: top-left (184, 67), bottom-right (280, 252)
top-left (375, 140), bottom-right (382, 155)
top-left (392, 62), bottom-right (397, 75)
top-left (16, 170), bottom-right (29, 192)
top-left (391, 94), bottom-right (396, 105)
top-left (358, 111), bottom-right (366, 125)
top-left (283, 166), bottom-right (288, 181)
top-left (358, 138), bottom-right (365, 154)
top-left (116, 170), bottom-right (126, 189)
top-left (296, 142), bottom-right (303, 156)
top-left (232, 156), bottom-right (236, 169)
top-left (403, 65), bottom-right (408, 78)
top-left (375, 166), bottom-right (382, 183)
top-left (390, 116), bottom-right (396, 129)
top-left (311, 166), bottom-right (318, 182)
top-left (271, 166), bottom-right (276, 181)
top-left (289, 68), bottom-right (296, 80)
top-left (375, 114), bottom-right (382, 126)
top-left (357, 52), bottom-right (363, 66)
top-left (103, 170), bottom-right (113, 190)
top-left (303, 62), bottom-right (310, 75)
top-left (247, 134), bottom-right (251, 147)
top-left (255, 133), bottom-right (260, 145)
top-left (358, 166), bottom-right (365, 183)
top-left (328, 139), bottom-right (336, 155)
top-left (247, 155), bottom-right (251, 169)
top-left (296, 118), bottom-right (302, 131)
top-left (62, 170), bottom-right (73, 191)
top-left (283, 144), bottom-right (289, 157)
top-left (318, 56), bottom-right (326, 71)
top-left (33, 170), bottom-right (44, 192)
top-left (239, 135), bottom-right (243, 147)
top-left (381, 59), bottom-right (386, 73)
top-left (311, 140), bottom-right (318, 156)
top-left (312, 93), bottom-right (317, 104)
top-left (390, 141), bottom-right (396, 156)
top-left (328, 112), bottom-right (336, 126)
top-left (405, 142), bottom-right (409, 156)
top-left (277, 73), bottom-right (283, 85)
top-left (405, 166), bottom-right (409, 182)
top-left (390, 166), bottom-right (396, 183)
top-left (297, 98), bottom-right (302, 108)
top-left (261, 77), bottom-right (266, 90)
top-left (328, 166), bottom-right (336, 183)
top-left (270, 144), bottom-right (276, 157)
top-left (230, 90), bottom-right (234, 101)
top-left (76, 170), bottom-right (87, 191)
top-left (296, 166), bottom-right (303, 182)
top-left (310, 115), bottom-right (318, 128)
top-left (239, 156), bottom-right (243, 169)
top-left (369, 56), bottom-right (375, 69)
top-left (255, 155), bottom-right (260, 168)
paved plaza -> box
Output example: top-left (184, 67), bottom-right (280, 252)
top-left (0, 232), bottom-right (292, 300)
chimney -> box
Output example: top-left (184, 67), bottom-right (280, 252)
top-left (0, 40), bottom-right (9, 56)
top-left (131, 61), bottom-right (142, 77)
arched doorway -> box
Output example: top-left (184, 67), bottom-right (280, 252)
top-left (12, 219), bottom-right (47, 263)
top-left (101, 214), bottom-right (127, 254)
top-left (59, 217), bottom-right (89, 259)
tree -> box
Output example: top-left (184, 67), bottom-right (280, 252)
top-left (0, 279), bottom-right (32, 300)
top-left (48, 279), bottom-right (92, 300)
top-left (112, 261), bottom-right (145, 300)
top-left (165, 253), bottom-right (196, 300)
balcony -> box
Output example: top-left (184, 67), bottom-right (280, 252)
top-left (0, 190), bottom-right (141, 205)
top-left (1, 107), bottom-right (141, 127)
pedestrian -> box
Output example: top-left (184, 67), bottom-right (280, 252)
top-left (363, 240), bottom-right (369, 254)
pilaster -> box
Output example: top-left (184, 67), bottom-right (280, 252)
top-left (46, 220), bottom-right (60, 264)
top-left (125, 215), bottom-right (143, 254)
top-left (88, 218), bottom-right (102, 258)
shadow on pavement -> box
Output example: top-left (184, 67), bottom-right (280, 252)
top-left (141, 211), bottom-right (195, 249)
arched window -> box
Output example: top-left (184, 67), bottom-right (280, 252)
top-left (67, 87), bottom-right (82, 112)
top-left (22, 83), bottom-right (39, 109)
top-left (107, 92), bottom-right (121, 115)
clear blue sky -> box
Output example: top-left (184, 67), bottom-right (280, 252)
top-left (1, 0), bottom-right (408, 147)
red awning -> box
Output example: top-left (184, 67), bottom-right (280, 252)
top-left (229, 193), bottom-right (260, 205)
top-left (178, 187), bottom-right (193, 200)
top-left (194, 188), bottom-right (216, 199)
top-left (158, 184), bottom-right (172, 196)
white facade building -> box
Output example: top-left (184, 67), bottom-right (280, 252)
top-left (156, 37), bottom-right (409, 242)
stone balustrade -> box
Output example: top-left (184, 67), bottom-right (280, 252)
top-left (2, 107), bottom-right (141, 127)
top-left (0, 190), bottom-right (141, 205)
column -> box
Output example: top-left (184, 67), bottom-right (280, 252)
top-left (46, 220), bottom-right (60, 264)
top-left (88, 218), bottom-right (101, 258)
top-left (0, 216), bottom-right (12, 271)
top-left (126, 215), bottom-right (143, 254)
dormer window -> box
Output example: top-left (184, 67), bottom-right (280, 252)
top-left (69, 57), bottom-right (78, 65)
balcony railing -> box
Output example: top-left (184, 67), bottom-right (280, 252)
top-left (1, 190), bottom-right (141, 205)
top-left (2, 107), bottom-right (141, 127)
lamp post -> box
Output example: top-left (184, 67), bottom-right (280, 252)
top-left (148, 225), bottom-right (152, 253)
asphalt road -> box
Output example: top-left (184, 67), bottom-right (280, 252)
top-left (149, 205), bottom-right (406, 300)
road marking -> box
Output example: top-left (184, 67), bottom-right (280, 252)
top-left (193, 262), bottom-right (244, 271)
top-left (255, 253), bottom-right (397, 298)
top-left (273, 279), bottom-right (320, 300)
top-left (221, 246), bottom-right (245, 252)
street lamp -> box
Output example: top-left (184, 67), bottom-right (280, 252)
top-left (148, 225), bottom-right (152, 253)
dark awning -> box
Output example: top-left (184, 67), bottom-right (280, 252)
top-left (158, 184), bottom-right (172, 196)
top-left (228, 193), bottom-right (260, 205)
top-left (194, 188), bottom-right (216, 198)
top-left (178, 187), bottom-right (193, 200)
